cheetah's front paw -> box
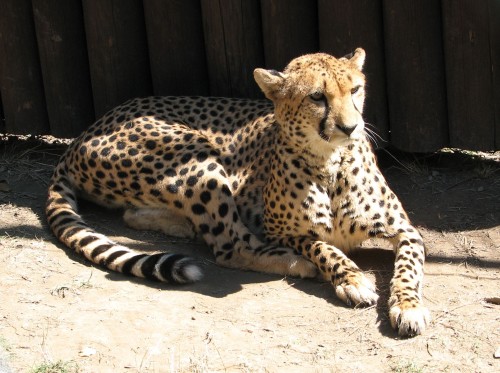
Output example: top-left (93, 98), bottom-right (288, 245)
top-left (389, 303), bottom-right (430, 337)
top-left (334, 272), bottom-right (379, 307)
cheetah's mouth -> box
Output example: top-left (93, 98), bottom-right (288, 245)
top-left (319, 124), bottom-right (359, 143)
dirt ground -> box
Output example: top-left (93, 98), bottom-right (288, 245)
top-left (0, 136), bottom-right (498, 373)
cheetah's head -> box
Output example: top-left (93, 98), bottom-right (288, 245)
top-left (254, 49), bottom-right (366, 152)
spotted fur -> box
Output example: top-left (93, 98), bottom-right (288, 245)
top-left (46, 48), bottom-right (429, 337)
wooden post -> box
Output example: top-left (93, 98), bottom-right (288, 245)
top-left (0, 0), bottom-right (49, 135)
top-left (383, 0), bottom-right (448, 152)
top-left (143, 0), bottom-right (209, 96)
top-left (33, 0), bottom-right (94, 138)
top-left (0, 95), bottom-right (5, 132)
top-left (318, 0), bottom-right (389, 146)
top-left (442, 0), bottom-right (496, 150)
top-left (82, 0), bottom-right (153, 118)
top-left (260, 0), bottom-right (319, 70)
top-left (491, 0), bottom-right (500, 150)
top-left (201, 0), bottom-right (264, 98)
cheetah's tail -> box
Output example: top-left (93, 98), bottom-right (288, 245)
top-left (45, 174), bottom-right (203, 284)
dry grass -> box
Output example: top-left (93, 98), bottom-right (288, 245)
top-left (0, 143), bottom-right (56, 183)
top-left (30, 360), bottom-right (79, 373)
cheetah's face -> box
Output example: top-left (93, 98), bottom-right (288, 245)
top-left (254, 49), bottom-right (366, 151)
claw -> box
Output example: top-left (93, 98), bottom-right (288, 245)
top-left (390, 304), bottom-right (430, 337)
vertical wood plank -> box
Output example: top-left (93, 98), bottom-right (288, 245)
top-left (82, 0), bottom-right (153, 118)
top-left (201, 0), bottom-right (231, 97)
top-left (33, 0), bottom-right (94, 138)
top-left (442, 0), bottom-right (495, 150)
top-left (144, 0), bottom-right (209, 96)
top-left (201, 0), bottom-right (264, 98)
top-left (318, 0), bottom-right (389, 146)
top-left (383, 0), bottom-right (448, 152)
top-left (489, 0), bottom-right (500, 150)
top-left (0, 0), bottom-right (49, 135)
top-left (260, 0), bottom-right (319, 70)
top-left (0, 93), bottom-right (5, 132)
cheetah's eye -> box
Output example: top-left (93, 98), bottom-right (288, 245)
top-left (351, 85), bottom-right (362, 95)
top-left (309, 91), bottom-right (325, 102)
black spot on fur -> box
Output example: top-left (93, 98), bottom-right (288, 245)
top-left (192, 204), bottom-right (206, 215)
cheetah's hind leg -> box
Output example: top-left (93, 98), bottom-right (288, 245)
top-left (123, 208), bottom-right (196, 239)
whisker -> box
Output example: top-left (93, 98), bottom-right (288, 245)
top-left (377, 147), bottom-right (420, 175)
top-left (364, 128), bottom-right (380, 148)
top-left (363, 122), bottom-right (387, 148)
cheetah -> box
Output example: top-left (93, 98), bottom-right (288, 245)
top-left (46, 48), bottom-right (430, 337)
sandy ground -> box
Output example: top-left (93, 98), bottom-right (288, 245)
top-left (0, 137), bottom-right (499, 372)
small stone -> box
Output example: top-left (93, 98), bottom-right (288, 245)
top-left (495, 346), bottom-right (500, 358)
top-left (79, 346), bottom-right (97, 357)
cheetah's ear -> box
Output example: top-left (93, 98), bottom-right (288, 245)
top-left (254, 68), bottom-right (286, 100)
top-left (349, 48), bottom-right (366, 71)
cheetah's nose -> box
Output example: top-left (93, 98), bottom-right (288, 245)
top-left (337, 124), bottom-right (357, 136)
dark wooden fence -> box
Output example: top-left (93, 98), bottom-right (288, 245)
top-left (0, 0), bottom-right (498, 151)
